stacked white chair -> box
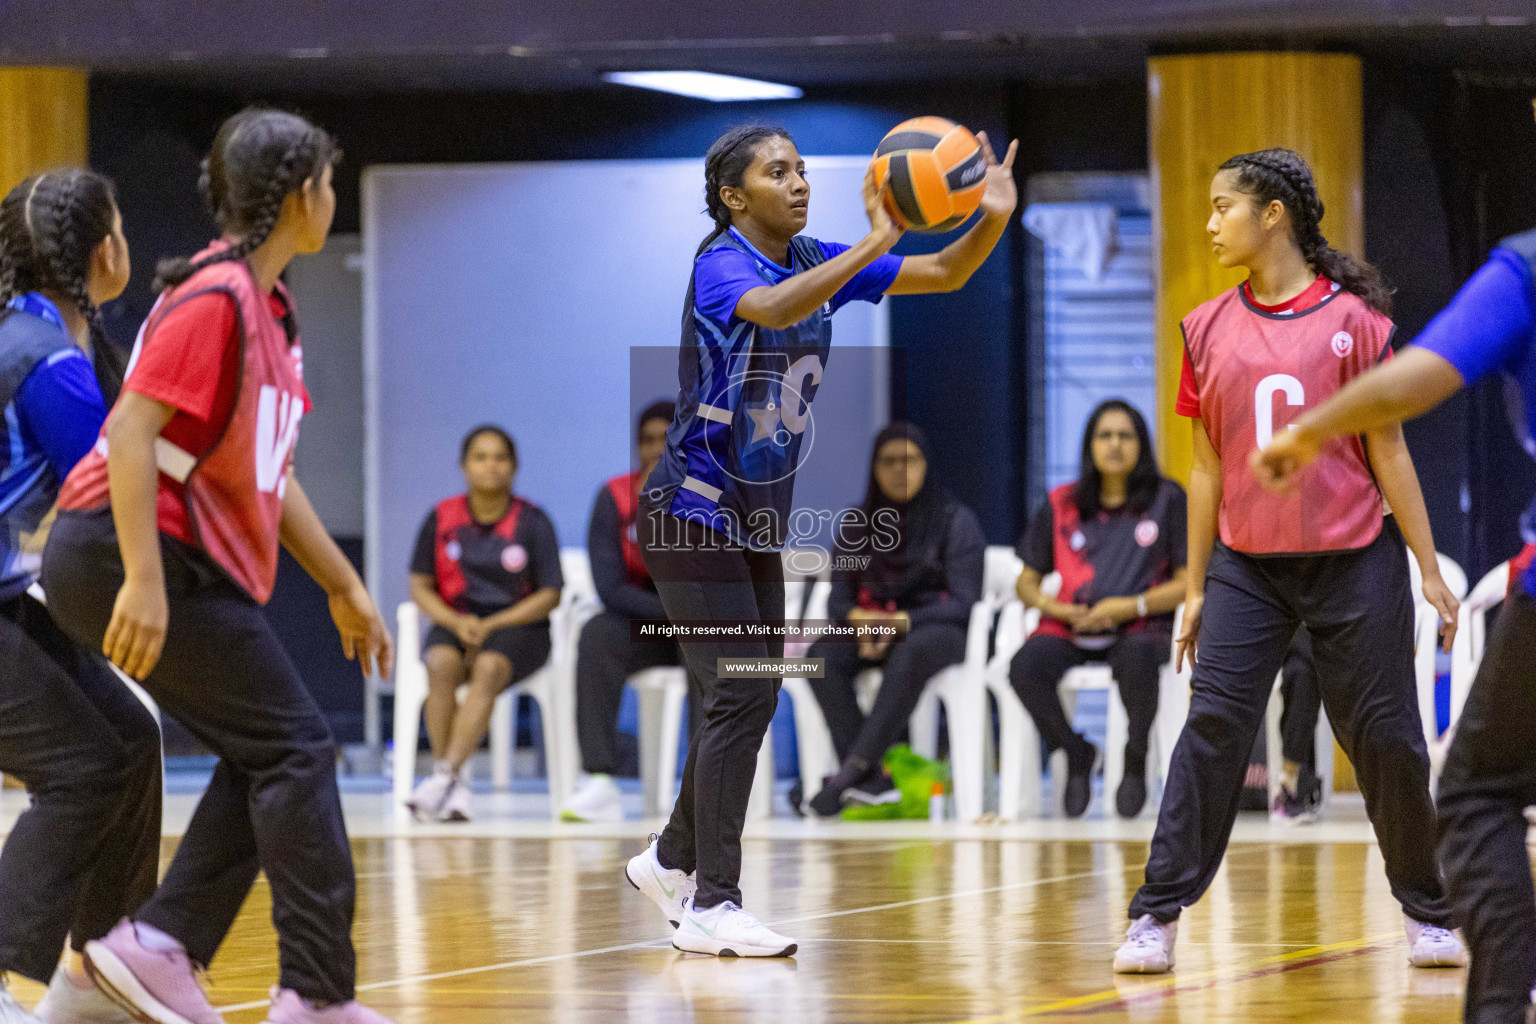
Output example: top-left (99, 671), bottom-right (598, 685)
top-left (986, 566), bottom-right (1179, 821)
top-left (780, 546), bottom-right (1003, 822)
top-left (1449, 559), bottom-right (1512, 736)
top-left (621, 549), bottom-right (819, 820)
top-left (391, 546), bottom-right (591, 819)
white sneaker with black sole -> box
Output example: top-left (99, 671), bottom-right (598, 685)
top-left (436, 778), bottom-right (473, 822)
top-left (1113, 914), bottom-right (1177, 973)
top-left (673, 899), bottom-right (797, 958)
top-left (405, 762), bottom-right (455, 820)
top-left (561, 774), bottom-right (624, 823)
top-left (33, 963), bottom-right (134, 1023)
top-left (625, 834), bottom-right (695, 928)
top-left (1405, 915), bottom-right (1467, 967)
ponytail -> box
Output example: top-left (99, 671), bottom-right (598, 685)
top-left (1218, 148), bottom-right (1393, 316)
top-left (696, 125), bottom-right (793, 257)
top-left (154, 107), bottom-right (338, 293)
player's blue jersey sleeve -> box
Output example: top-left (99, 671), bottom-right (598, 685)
top-left (1413, 248), bottom-right (1536, 386)
top-left (16, 348), bottom-right (107, 479)
top-left (693, 246), bottom-right (768, 331)
top-left (816, 240), bottom-right (904, 313)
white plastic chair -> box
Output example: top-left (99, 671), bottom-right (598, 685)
top-left (392, 547), bottom-right (589, 819)
top-left (779, 547), bottom-right (1000, 822)
top-left (620, 553), bottom-right (819, 820)
top-left (988, 565), bottom-right (1175, 821)
top-left (1448, 560), bottom-right (1513, 734)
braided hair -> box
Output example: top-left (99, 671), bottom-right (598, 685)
top-left (696, 125), bottom-right (794, 257)
top-left (153, 107), bottom-right (338, 293)
top-left (1218, 148), bottom-right (1392, 316)
top-left (0, 169), bottom-right (125, 395)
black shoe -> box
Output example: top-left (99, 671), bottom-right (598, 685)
top-left (808, 760), bottom-right (871, 818)
top-left (1117, 748), bottom-right (1148, 818)
top-left (788, 778), bottom-right (805, 817)
top-left (1116, 772), bottom-right (1147, 818)
top-left (1063, 743), bottom-right (1098, 818)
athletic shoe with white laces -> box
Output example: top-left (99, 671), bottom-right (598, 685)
top-left (672, 899), bottom-right (797, 958)
top-left (561, 774), bottom-right (624, 823)
top-left (1405, 915), bottom-right (1468, 967)
top-left (0, 977), bottom-right (40, 1024)
top-left (625, 833), bottom-right (696, 929)
top-left (1113, 914), bottom-right (1177, 974)
top-left (405, 762), bottom-right (455, 820)
top-left (33, 962), bottom-right (134, 1023)
top-left (435, 778), bottom-right (473, 823)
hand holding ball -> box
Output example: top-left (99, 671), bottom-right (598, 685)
top-left (872, 117), bottom-right (988, 233)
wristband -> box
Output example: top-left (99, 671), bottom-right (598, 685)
top-left (1136, 594), bottom-right (1148, 618)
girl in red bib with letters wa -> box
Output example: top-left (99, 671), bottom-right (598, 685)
top-left (43, 109), bottom-right (395, 1024)
top-left (1114, 148), bottom-right (1464, 975)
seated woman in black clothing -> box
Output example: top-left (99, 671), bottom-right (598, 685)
top-left (561, 401), bottom-right (689, 823)
top-left (1011, 399), bottom-right (1187, 819)
top-left (405, 425), bottom-right (564, 823)
top-left (807, 423), bottom-right (985, 817)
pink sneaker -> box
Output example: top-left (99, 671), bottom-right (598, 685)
top-left (263, 988), bottom-right (394, 1023)
top-left (83, 920), bottom-right (225, 1024)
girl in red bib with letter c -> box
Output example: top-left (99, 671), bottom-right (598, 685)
top-left (1113, 148), bottom-right (1464, 975)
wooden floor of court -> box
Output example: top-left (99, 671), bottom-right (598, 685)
top-left (12, 835), bottom-right (1476, 1022)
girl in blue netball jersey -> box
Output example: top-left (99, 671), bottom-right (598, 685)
top-left (627, 123), bottom-right (1016, 957)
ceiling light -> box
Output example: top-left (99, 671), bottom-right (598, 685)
top-left (601, 71), bottom-right (802, 102)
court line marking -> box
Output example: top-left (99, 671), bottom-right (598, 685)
top-left (934, 931), bottom-right (1398, 1022)
top-left (213, 860), bottom-right (1142, 1013)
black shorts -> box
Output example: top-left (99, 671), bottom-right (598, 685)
top-left (424, 622), bottom-right (551, 682)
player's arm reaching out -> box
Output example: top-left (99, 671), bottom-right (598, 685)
top-left (886, 132), bottom-right (1019, 295)
top-left (1251, 346), bottom-right (1463, 488)
top-left (1177, 419), bottom-right (1222, 671)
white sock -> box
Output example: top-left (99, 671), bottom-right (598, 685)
top-left (433, 760), bottom-right (456, 778)
top-left (133, 922), bottom-right (185, 955)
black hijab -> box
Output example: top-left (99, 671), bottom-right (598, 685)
top-left (839, 422), bottom-right (956, 605)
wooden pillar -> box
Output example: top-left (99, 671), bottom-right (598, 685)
top-left (1149, 52), bottom-right (1363, 484)
top-left (0, 67), bottom-right (89, 196)
top-left (0, 67), bottom-right (86, 790)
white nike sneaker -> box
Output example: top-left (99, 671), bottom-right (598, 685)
top-left (625, 833), bottom-right (696, 929)
top-left (405, 762), bottom-right (455, 819)
top-left (0, 977), bottom-right (40, 1024)
top-left (33, 963), bottom-right (134, 1023)
top-left (673, 899), bottom-right (797, 958)
top-left (1405, 915), bottom-right (1467, 967)
top-left (1113, 914), bottom-right (1177, 974)
top-left (436, 777), bottom-right (473, 823)
top-left (561, 774), bottom-right (624, 823)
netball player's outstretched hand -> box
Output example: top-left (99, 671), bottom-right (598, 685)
top-left (105, 576), bottom-right (169, 681)
top-left (1250, 428), bottom-right (1322, 494)
top-left (329, 580), bottom-right (393, 680)
top-left (974, 131), bottom-right (1020, 219)
top-left (862, 162), bottom-right (905, 250)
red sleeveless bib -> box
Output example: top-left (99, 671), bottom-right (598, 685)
top-left (1182, 286), bottom-right (1394, 555)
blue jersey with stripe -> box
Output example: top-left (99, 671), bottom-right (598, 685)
top-left (643, 228), bottom-right (901, 550)
top-left (1412, 229), bottom-right (1536, 597)
top-left (0, 294), bottom-right (109, 599)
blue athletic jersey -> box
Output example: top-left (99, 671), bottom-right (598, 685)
top-left (1411, 233), bottom-right (1536, 596)
top-left (643, 228), bottom-right (902, 550)
top-left (0, 294), bottom-right (109, 599)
